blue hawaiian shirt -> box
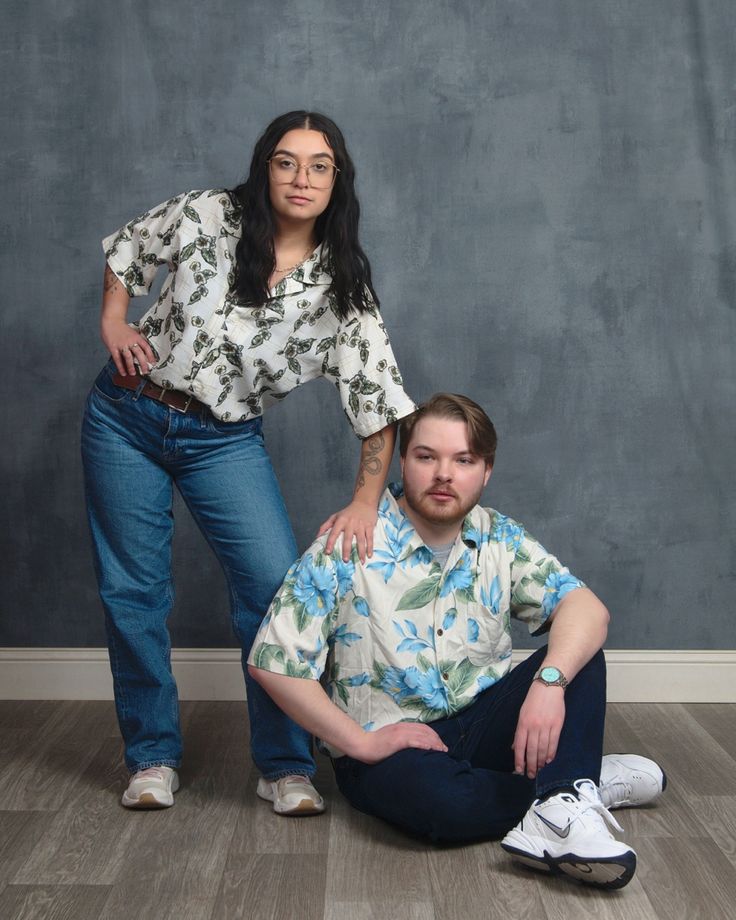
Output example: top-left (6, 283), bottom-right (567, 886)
top-left (249, 485), bottom-right (585, 756)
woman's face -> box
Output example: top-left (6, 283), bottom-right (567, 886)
top-left (268, 128), bottom-right (337, 226)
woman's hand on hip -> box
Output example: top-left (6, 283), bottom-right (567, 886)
top-left (101, 317), bottom-right (156, 376)
top-left (317, 499), bottom-right (378, 563)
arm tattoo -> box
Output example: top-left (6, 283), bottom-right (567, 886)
top-left (356, 431), bottom-right (385, 489)
top-left (104, 264), bottom-right (121, 294)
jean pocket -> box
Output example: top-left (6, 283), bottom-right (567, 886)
top-left (92, 362), bottom-right (130, 404)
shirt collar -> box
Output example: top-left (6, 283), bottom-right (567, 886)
top-left (304, 244), bottom-right (332, 285)
top-left (274, 243), bottom-right (332, 298)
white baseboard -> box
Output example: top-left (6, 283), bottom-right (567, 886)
top-left (1, 648), bottom-right (734, 703)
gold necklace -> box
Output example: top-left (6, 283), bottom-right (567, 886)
top-left (273, 244), bottom-right (314, 275)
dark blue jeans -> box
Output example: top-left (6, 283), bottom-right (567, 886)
top-left (333, 645), bottom-right (606, 842)
top-left (82, 360), bottom-right (314, 778)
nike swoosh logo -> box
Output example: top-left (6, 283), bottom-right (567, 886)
top-left (537, 813), bottom-right (573, 838)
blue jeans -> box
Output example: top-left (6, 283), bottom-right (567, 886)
top-left (81, 360), bottom-right (314, 778)
top-left (333, 645), bottom-right (606, 842)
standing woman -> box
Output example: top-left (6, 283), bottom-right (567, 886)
top-left (82, 111), bottom-right (415, 813)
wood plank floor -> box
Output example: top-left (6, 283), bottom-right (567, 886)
top-left (0, 701), bottom-right (734, 919)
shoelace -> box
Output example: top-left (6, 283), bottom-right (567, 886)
top-left (576, 782), bottom-right (624, 833)
top-left (602, 779), bottom-right (633, 805)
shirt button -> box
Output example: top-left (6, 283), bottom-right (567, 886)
top-left (442, 672), bottom-right (449, 681)
top-left (437, 628), bottom-right (444, 636)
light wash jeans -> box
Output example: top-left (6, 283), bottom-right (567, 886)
top-left (81, 360), bottom-right (314, 778)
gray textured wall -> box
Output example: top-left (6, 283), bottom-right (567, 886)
top-left (1, 0), bottom-right (734, 650)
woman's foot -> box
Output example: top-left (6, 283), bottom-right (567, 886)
top-left (121, 766), bottom-right (179, 808)
top-left (257, 775), bottom-right (325, 815)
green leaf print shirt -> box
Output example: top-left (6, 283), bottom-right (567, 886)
top-left (102, 189), bottom-right (415, 434)
top-left (249, 484), bottom-right (586, 757)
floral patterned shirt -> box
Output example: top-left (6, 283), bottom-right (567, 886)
top-left (102, 189), bottom-right (415, 434)
top-left (249, 484), bottom-right (586, 756)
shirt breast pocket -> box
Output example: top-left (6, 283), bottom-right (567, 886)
top-left (463, 609), bottom-right (507, 667)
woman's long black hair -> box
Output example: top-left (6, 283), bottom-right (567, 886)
top-left (228, 111), bottom-right (379, 319)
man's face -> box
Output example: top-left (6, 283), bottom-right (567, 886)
top-left (400, 415), bottom-right (492, 529)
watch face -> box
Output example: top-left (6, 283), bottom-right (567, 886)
top-left (540, 667), bottom-right (561, 682)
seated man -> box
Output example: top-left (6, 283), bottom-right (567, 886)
top-left (248, 394), bottom-right (665, 889)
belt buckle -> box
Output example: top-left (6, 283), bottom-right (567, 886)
top-left (170, 393), bottom-right (195, 414)
top-left (156, 387), bottom-right (194, 414)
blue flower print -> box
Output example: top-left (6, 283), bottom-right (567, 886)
top-left (330, 623), bottom-right (362, 647)
top-left (440, 550), bottom-right (474, 598)
top-left (480, 575), bottom-right (503, 615)
top-left (410, 545), bottom-right (434, 567)
top-left (333, 558), bottom-right (355, 598)
top-left (386, 519), bottom-right (414, 560)
top-left (366, 551), bottom-right (397, 583)
top-left (467, 618), bottom-right (480, 643)
top-left (373, 498), bottom-right (422, 578)
top-left (352, 596), bottom-right (371, 618)
top-left (378, 666), bottom-right (417, 702)
top-left (477, 674), bottom-right (497, 691)
top-left (462, 523), bottom-right (491, 547)
top-left (296, 637), bottom-right (324, 677)
top-left (393, 618), bottom-right (435, 653)
top-left (379, 495), bottom-right (401, 530)
top-left (442, 608), bottom-right (457, 631)
top-left (542, 571), bottom-right (583, 616)
top-left (292, 555), bottom-right (337, 617)
top-left (403, 666), bottom-right (449, 712)
top-left (347, 672), bottom-right (371, 686)
top-left (490, 514), bottom-right (525, 552)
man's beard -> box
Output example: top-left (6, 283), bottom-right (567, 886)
top-left (402, 479), bottom-right (483, 529)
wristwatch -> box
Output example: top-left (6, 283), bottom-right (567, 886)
top-left (533, 665), bottom-right (568, 689)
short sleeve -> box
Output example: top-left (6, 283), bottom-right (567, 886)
top-left (328, 303), bottom-right (416, 438)
top-left (248, 547), bottom-right (340, 680)
top-left (102, 192), bottom-right (189, 296)
top-left (508, 525), bottom-right (585, 635)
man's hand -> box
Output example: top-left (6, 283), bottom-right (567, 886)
top-left (317, 499), bottom-right (378, 563)
top-left (351, 722), bottom-right (448, 764)
top-left (512, 681), bottom-right (566, 779)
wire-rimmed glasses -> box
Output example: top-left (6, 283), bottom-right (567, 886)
top-left (268, 156), bottom-right (339, 189)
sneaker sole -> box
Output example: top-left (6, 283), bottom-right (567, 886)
top-left (274, 797), bottom-right (325, 816)
top-left (501, 840), bottom-right (636, 890)
top-left (121, 791), bottom-right (175, 809)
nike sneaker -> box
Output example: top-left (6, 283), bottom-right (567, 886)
top-left (501, 779), bottom-right (636, 889)
top-left (599, 753), bottom-right (666, 809)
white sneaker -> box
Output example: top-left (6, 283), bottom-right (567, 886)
top-left (599, 753), bottom-right (666, 809)
top-left (121, 766), bottom-right (179, 809)
top-left (501, 779), bottom-right (637, 889)
top-left (256, 775), bottom-right (325, 816)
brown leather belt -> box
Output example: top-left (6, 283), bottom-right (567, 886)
top-left (112, 372), bottom-right (210, 415)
